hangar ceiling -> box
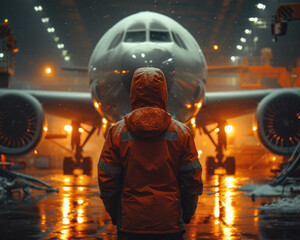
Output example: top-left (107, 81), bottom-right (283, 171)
top-left (1, 0), bottom-right (300, 77)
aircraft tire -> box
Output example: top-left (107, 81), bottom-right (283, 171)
top-left (225, 156), bottom-right (235, 175)
top-left (63, 157), bottom-right (74, 175)
top-left (82, 157), bottom-right (92, 176)
top-left (206, 156), bottom-right (215, 175)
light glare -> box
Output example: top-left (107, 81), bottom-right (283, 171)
top-left (245, 29), bottom-right (252, 35)
top-left (236, 45), bottom-right (243, 50)
top-left (256, 3), bottom-right (266, 10)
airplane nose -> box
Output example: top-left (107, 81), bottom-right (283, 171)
top-left (121, 45), bottom-right (175, 91)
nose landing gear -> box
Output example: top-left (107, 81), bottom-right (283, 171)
top-left (63, 122), bottom-right (96, 175)
top-left (203, 120), bottom-right (236, 175)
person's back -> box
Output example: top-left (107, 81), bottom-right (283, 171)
top-left (98, 67), bottom-right (203, 240)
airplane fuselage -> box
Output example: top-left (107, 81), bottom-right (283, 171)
top-left (88, 12), bottom-right (207, 123)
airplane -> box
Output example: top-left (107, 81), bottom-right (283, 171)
top-left (0, 11), bottom-right (299, 175)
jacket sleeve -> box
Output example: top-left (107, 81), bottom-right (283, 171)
top-left (98, 126), bottom-right (122, 225)
top-left (179, 129), bottom-right (203, 224)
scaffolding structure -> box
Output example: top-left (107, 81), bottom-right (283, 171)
top-left (0, 20), bottom-right (18, 88)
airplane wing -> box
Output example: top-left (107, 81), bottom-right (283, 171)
top-left (197, 88), bottom-right (300, 126)
top-left (0, 89), bottom-right (100, 126)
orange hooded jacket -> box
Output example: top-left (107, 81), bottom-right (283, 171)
top-left (98, 67), bottom-right (203, 234)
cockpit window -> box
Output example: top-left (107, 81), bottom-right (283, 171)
top-left (150, 31), bottom-right (171, 42)
top-left (108, 32), bottom-right (123, 50)
top-left (172, 32), bottom-right (187, 50)
top-left (124, 31), bottom-right (146, 42)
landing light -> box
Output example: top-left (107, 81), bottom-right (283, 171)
top-left (94, 102), bottom-right (99, 108)
top-left (225, 125), bottom-right (233, 134)
top-left (45, 67), bottom-right (52, 74)
top-left (195, 102), bottom-right (202, 108)
top-left (102, 118), bottom-right (108, 124)
top-left (198, 150), bottom-right (203, 158)
top-left (191, 117), bottom-right (196, 125)
top-left (185, 103), bottom-right (192, 109)
top-left (64, 125), bottom-right (72, 132)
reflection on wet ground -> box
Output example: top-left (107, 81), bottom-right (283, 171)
top-left (0, 168), bottom-right (299, 240)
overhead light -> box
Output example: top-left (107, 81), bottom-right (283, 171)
top-left (256, 3), bottom-right (266, 10)
top-left (245, 29), bottom-right (252, 35)
top-left (225, 125), bottom-right (233, 134)
top-left (45, 67), bottom-right (52, 74)
top-left (236, 45), bottom-right (243, 50)
top-left (53, 36), bottom-right (59, 42)
top-left (240, 37), bottom-right (246, 43)
top-left (57, 43), bottom-right (64, 49)
top-left (141, 53), bottom-right (145, 58)
top-left (47, 27), bottom-right (55, 33)
top-left (253, 36), bottom-right (259, 42)
top-left (0, 53), bottom-right (4, 58)
top-left (62, 50), bottom-right (68, 56)
top-left (34, 6), bottom-right (43, 12)
top-left (41, 18), bottom-right (49, 23)
top-left (132, 54), bottom-right (136, 59)
top-left (231, 56), bottom-right (236, 61)
top-left (64, 56), bottom-right (70, 61)
top-left (64, 125), bottom-right (72, 132)
top-left (248, 17), bottom-right (258, 22)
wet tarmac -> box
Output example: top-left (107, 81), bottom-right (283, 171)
top-left (1, 167), bottom-right (300, 240)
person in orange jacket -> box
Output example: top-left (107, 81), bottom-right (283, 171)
top-left (98, 67), bottom-right (203, 240)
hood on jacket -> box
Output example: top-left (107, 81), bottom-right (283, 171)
top-left (125, 67), bottom-right (171, 138)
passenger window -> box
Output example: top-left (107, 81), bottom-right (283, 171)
top-left (171, 32), bottom-right (187, 50)
top-left (108, 32), bottom-right (123, 50)
top-left (150, 31), bottom-right (171, 42)
top-left (124, 31), bottom-right (146, 42)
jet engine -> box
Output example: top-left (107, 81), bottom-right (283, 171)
top-left (0, 92), bottom-right (46, 155)
top-left (256, 90), bottom-right (300, 156)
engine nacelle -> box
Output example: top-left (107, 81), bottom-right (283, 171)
top-left (256, 90), bottom-right (300, 156)
top-left (0, 92), bottom-right (46, 155)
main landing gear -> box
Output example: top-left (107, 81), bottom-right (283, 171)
top-left (63, 122), bottom-right (96, 175)
top-left (203, 120), bottom-right (236, 175)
